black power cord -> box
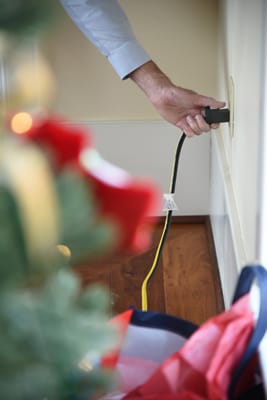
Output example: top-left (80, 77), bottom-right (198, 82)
top-left (141, 107), bottom-right (230, 311)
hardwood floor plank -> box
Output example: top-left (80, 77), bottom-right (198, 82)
top-left (109, 248), bottom-right (165, 314)
top-left (74, 218), bottom-right (224, 324)
top-left (162, 223), bottom-right (223, 325)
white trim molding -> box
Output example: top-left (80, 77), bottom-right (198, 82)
top-left (210, 134), bottom-right (247, 307)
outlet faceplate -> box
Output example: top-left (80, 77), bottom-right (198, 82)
top-left (229, 76), bottom-right (235, 137)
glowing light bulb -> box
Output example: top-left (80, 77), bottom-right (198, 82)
top-left (11, 112), bottom-right (33, 134)
top-left (57, 244), bottom-right (72, 258)
top-left (78, 360), bottom-right (93, 371)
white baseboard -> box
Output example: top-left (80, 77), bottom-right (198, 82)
top-left (210, 135), bottom-right (247, 307)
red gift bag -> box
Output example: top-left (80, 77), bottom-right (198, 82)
top-left (101, 265), bottom-right (267, 400)
top-left (123, 295), bottom-right (253, 400)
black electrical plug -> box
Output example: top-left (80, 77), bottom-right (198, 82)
top-left (203, 106), bottom-right (230, 124)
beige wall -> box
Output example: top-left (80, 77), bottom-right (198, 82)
top-left (42, 0), bottom-right (219, 121)
top-left (39, 1), bottom-right (220, 216)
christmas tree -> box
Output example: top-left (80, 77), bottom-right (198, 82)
top-left (0, 3), bottom-right (117, 399)
top-left (0, 2), bottom-right (160, 398)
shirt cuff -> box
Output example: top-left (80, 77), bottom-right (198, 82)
top-left (108, 40), bottom-right (151, 79)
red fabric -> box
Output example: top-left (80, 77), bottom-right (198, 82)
top-left (22, 117), bottom-right (91, 169)
top-left (79, 163), bottom-right (161, 252)
top-left (122, 295), bottom-right (254, 400)
top-left (19, 116), bottom-right (161, 253)
top-left (124, 395), bottom-right (204, 400)
top-left (101, 309), bottom-right (134, 369)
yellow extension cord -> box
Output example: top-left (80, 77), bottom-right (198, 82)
top-left (141, 133), bottom-right (186, 311)
top-left (141, 212), bottom-right (171, 311)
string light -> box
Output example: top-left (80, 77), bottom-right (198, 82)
top-left (11, 112), bottom-right (33, 134)
top-left (78, 360), bottom-right (93, 372)
top-left (57, 244), bottom-right (71, 258)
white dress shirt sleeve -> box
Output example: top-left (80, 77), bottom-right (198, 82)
top-left (59, 0), bottom-right (151, 79)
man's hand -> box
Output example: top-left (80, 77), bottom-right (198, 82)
top-left (130, 61), bottom-right (225, 137)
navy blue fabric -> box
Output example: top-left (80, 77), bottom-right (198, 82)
top-left (130, 308), bottom-right (198, 338)
top-left (228, 265), bottom-right (267, 399)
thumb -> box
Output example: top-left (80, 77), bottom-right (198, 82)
top-left (197, 95), bottom-right (226, 109)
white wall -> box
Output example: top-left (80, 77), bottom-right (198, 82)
top-left (210, 0), bottom-right (264, 306)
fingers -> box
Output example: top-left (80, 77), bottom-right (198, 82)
top-left (176, 93), bottom-right (226, 136)
top-left (210, 99), bottom-right (226, 109)
top-left (176, 121), bottom-right (195, 137)
top-left (176, 114), bottom-right (211, 137)
top-left (194, 114), bottom-right (211, 132)
top-left (211, 122), bottom-right (219, 129)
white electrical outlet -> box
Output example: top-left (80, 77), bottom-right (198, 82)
top-left (229, 76), bottom-right (235, 137)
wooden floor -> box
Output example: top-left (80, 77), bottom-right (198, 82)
top-left (75, 217), bottom-right (224, 325)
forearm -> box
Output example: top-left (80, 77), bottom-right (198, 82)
top-left (129, 60), bottom-right (174, 105)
